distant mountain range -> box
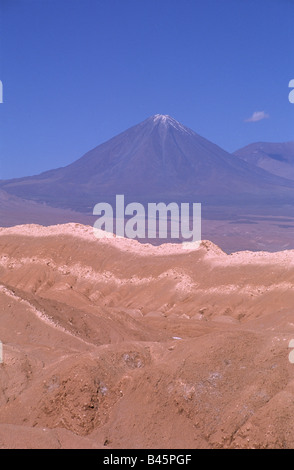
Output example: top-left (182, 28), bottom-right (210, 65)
top-left (234, 141), bottom-right (294, 181)
top-left (1, 115), bottom-right (294, 252)
top-left (1, 115), bottom-right (293, 214)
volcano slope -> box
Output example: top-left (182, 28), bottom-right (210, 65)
top-left (1, 224), bottom-right (294, 449)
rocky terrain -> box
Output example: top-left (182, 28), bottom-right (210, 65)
top-left (1, 223), bottom-right (294, 448)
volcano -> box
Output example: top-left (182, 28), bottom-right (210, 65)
top-left (1, 115), bottom-right (293, 213)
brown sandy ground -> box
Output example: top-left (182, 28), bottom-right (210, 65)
top-left (0, 224), bottom-right (294, 448)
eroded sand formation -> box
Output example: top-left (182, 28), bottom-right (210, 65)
top-left (1, 223), bottom-right (294, 448)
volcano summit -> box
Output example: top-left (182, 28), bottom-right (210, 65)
top-left (1, 115), bottom-right (294, 252)
top-left (1, 114), bottom-right (293, 212)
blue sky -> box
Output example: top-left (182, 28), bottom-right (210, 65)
top-left (0, 0), bottom-right (294, 179)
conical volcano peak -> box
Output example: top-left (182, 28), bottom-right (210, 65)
top-left (150, 114), bottom-right (194, 135)
top-left (1, 112), bottom-right (293, 217)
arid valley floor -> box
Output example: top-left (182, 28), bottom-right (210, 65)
top-left (1, 223), bottom-right (294, 449)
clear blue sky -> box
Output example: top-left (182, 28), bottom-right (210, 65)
top-left (0, 0), bottom-right (294, 179)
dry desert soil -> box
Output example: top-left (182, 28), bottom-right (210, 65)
top-left (1, 223), bottom-right (294, 449)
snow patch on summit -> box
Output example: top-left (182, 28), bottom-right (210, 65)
top-left (152, 114), bottom-right (194, 136)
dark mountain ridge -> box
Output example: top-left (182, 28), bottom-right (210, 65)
top-left (234, 141), bottom-right (294, 181)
